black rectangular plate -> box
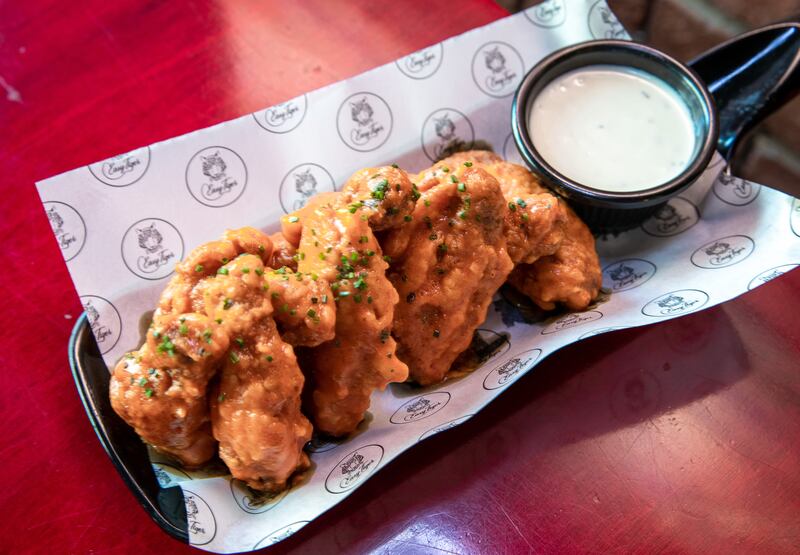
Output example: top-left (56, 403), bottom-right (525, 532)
top-left (69, 313), bottom-right (189, 542)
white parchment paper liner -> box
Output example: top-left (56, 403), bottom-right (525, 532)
top-left (37, 0), bottom-right (800, 551)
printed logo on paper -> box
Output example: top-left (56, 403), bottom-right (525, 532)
top-left (390, 392), bottom-right (450, 424)
top-left (253, 94), bottom-right (307, 133)
top-left (336, 92), bottom-right (393, 152)
top-left (524, 0), bottom-right (567, 28)
top-left (541, 310), bottom-right (603, 335)
top-left (483, 348), bottom-right (542, 390)
top-left (603, 258), bottom-right (656, 292)
top-left (183, 490), bottom-right (216, 546)
top-left (747, 264), bottom-right (799, 291)
top-left (792, 198), bottom-right (800, 237)
top-left (421, 108), bottom-right (475, 162)
top-left (396, 44), bottom-right (443, 80)
top-left (186, 147), bottom-right (248, 208)
top-left (588, 0), bottom-right (627, 39)
top-left (325, 444), bottom-right (384, 494)
top-left (471, 41), bottom-right (525, 98)
top-left (279, 163), bottom-right (336, 213)
top-left (418, 415), bottom-right (473, 442)
top-left (642, 289), bottom-right (709, 317)
top-left (306, 434), bottom-right (340, 453)
top-left (80, 295), bottom-right (122, 354)
top-left (88, 146), bottom-right (150, 187)
top-left (254, 521), bottom-right (310, 549)
top-left (641, 197), bottom-right (699, 237)
top-left (503, 132), bottom-right (525, 166)
top-left (44, 201), bottom-right (86, 262)
top-left (712, 172), bottom-right (760, 206)
top-left (121, 218), bottom-right (184, 280)
top-left (151, 462), bottom-right (191, 488)
top-left (690, 235), bottom-right (754, 269)
top-left (230, 479), bottom-right (287, 514)
top-left (579, 326), bottom-right (627, 340)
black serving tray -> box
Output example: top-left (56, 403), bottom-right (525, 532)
top-left (69, 314), bottom-right (189, 542)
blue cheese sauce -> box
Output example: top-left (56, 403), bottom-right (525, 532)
top-left (529, 65), bottom-right (696, 192)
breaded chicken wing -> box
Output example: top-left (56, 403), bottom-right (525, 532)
top-left (268, 231), bottom-right (298, 271)
top-left (203, 254), bottom-right (312, 492)
top-left (110, 228), bottom-right (273, 467)
top-left (435, 151), bottom-right (566, 264)
top-left (111, 228), bottom-right (316, 491)
top-left (386, 165), bottom-right (514, 385)
top-left (280, 166), bottom-right (414, 435)
top-left (508, 204), bottom-right (602, 311)
top-left (437, 151), bottom-right (600, 311)
top-left (110, 312), bottom-right (228, 466)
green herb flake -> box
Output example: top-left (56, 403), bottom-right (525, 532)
top-left (217, 267), bottom-right (229, 275)
top-left (288, 216), bottom-right (299, 223)
top-left (241, 267), bottom-right (250, 274)
top-left (218, 393), bottom-right (226, 402)
top-left (229, 351), bottom-right (240, 364)
top-left (223, 298), bottom-right (233, 310)
top-left (266, 355), bottom-right (273, 362)
top-left (194, 264), bottom-right (204, 273)
top-left (255, 268), bottom-right (264, 276)
top-left (145, 388), bottom-right (154, 398)
top-left (457, 183), bottom-right (466, 192)
top-left (179, 323), bottom-right (189, 335)
top-left (404, 215), bottom-right (412, 222)
top-left (450, 174), bottom-right (458, 184)
top-left (464, 161), bottom-right (473, 167)
top-left (235, 337), bottom-right (244, 347)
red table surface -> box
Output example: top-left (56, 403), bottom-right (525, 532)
top-left (2, 1), bottom-right (800, 553)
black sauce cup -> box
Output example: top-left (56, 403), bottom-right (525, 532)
top-left (512, 23), bottom-right (800, 234)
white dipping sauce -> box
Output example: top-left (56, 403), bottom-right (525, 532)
top-left (529, 64), bottom-right (696, 192)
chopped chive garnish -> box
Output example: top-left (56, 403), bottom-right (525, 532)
top-left (194, 264), bottom-right (204, 273)
top-left (288, 216), bottom-right (299, 223)
top-left (218, 267), bottom-right (229, 275)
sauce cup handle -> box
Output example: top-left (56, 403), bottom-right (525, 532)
top-left (688, 21), bottom-right (800, 161)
